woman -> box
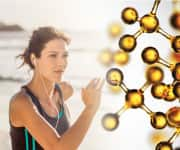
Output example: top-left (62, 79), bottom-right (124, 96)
top-left (9, 27), bottom-right (104, 150)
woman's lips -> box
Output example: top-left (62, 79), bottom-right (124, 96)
top-left (54, 70), bottom-right (64, 74)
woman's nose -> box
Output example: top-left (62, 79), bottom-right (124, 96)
top-left (57, 57), bottom-right (67, 68)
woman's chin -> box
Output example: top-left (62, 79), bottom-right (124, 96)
top-left (53, 75), bottom-right (62, 82)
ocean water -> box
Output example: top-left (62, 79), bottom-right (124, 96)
top-left (0, 30), bottom-right (180, 150)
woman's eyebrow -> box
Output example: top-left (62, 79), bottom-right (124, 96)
top-left (47, 51), bottom-right (69, 54)
top-left (47, 51), bottom-right (58, 53)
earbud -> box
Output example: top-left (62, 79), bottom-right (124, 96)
top-left (31, 54), bottom-right (36, 67)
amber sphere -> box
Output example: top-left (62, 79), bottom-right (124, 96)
top-left (121, 7), bottom-right (138, 24)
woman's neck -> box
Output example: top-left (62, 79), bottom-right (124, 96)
top-left (27, 72), bottom-right (55, 102)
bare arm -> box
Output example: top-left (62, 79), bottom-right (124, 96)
top-left (10, 78), bottom-right (104, 150)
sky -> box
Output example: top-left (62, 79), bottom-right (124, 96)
top-left (0, 0), bottom-right (122, 31)
top-left (0, 0), bottom-right (174, 31)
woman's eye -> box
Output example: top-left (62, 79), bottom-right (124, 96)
top-left (50, 54), bottom-right (57, 58)
top-left (64, 54), bottom-right (69, 58)
top-left (49, 53), bottom-right (68, 58)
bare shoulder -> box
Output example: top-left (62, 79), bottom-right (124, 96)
top-left (57, 81), bottom-right (73, 101)
top-left (9, 89), bottom-right (35, 126)
top-left (10, 89), bottom-right (31, 110)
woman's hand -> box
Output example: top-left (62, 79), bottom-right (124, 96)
top-left (58, 81), bottom-right (74, 100)
top-left (81, 78), bottom-right (104, 112)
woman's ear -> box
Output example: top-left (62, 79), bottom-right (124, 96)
top-left (30, 53), bottom-right (37, 67)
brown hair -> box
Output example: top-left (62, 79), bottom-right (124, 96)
top-left (16, 26), bottom-right (70, 69)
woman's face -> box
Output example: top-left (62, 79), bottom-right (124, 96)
top-left (36, 38), bottom-right (69, 82)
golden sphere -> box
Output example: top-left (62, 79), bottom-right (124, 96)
top-left (140, 14), bottom-right (159, 33)
top-left (151, 112), bottom-right (167, 129)
top-left (102, 113), bottom-right (119, 131)
top-left (172, 62), bottom-right (180, 81)
top-left (113, 50), bottom-right (129, 65)
top-left (146, 66), bottom-right (164, 84)
top-left (121, 7), bottom-right (138, 24)
top-left (106, 68), bottom-right (123, 86)
top-left (173, 81), bottom-right (180, 97)
top-left (125, 89), bottom-right (144, 108)
top-left (119, 34), bottom-right (137, 52)
top-left (108, 22), bottom-right (122, 38)
top-left (98, 49), bottom-right (113, 66)
top-left (151, 83), bottom-right (167, 99)
top-left (156, 142), bottom-right (173, 150)
top-left (166, 106), bottom-right (180, 128)
top-left (171, 36), bottom-right (180, 53)
top-left (170, 12), bottom-right (180, 30)
top-left (142, 47), bottom-right (159, 64)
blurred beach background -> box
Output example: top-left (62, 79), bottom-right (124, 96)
top-left (0, 0), bottom-right (180, 149)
